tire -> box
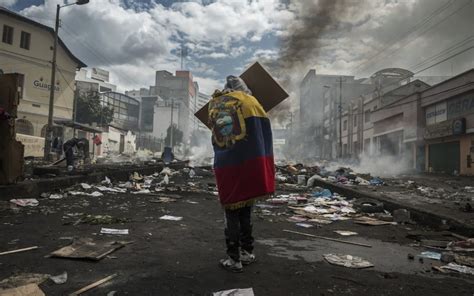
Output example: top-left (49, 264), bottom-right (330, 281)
top-left (353, 198), bottom-right (384, 213)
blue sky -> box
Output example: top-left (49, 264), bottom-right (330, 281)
top-left (2, 0), bottom-right (474, 100)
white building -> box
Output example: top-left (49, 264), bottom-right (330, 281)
top-left (0, 7), bottom-right (86, 156)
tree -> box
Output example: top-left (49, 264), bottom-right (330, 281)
top-left (164, 124), bottom-right (183, 147)
top-left (75, 91), bottom-right (114, 126)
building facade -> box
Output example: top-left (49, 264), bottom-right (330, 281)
top-left (421, 69), bottom-right (474, 175)
top-left (0, 7), bottom-right (85, 156)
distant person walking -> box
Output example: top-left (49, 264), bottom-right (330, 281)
top-left (208, 76), bottom-right (275, 272)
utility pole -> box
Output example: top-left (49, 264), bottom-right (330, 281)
top-left (337, 76), bottom-right (346, 159)
top-left (44, 4), bottom-right (60, 160)
top-left (169, 98), bottom-right (174, 149)
top-left (43, 0), bottom-right (89, 160)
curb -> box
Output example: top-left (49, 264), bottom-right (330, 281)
top-left (0, 162), bottom-right (188, 200)
top-left (310, 179), bottom-right (474, 237)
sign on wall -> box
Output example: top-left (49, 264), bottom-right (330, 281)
top-left (447, 91), bottom-right (474, 119)
top-left (425, 101), bottom-right (447, 125)
top-left (33, 78), bottom-right (60, 92)
top-left (424, 118), bottom-right (466, 139)
top-left (91, 68), bottom-right (110, 82)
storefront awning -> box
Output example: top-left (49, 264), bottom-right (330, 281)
top-left (54, 120), bottom-right (103, 134)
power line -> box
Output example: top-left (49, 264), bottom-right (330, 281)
top-left (350, 0), bottom-right (457, 73)
top-left (354, 0), bottom-right (473, 75)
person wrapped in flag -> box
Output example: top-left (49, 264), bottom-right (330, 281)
top-left (208, 75), bottom-right (275, 272)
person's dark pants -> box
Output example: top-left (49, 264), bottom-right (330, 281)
top-left (224, 206), bottom-right (254, 262)
top-left (63, 144), bottom-right (74, 166)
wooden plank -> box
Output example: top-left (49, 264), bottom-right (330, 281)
top-left (69, 274), bottom-right (117, 296)
top-left (194, 61), bottom-right (289, 128)
top-left (0, 283), bottom-right (45, 296)
top-left (283, 230), bottom-right (372, 248)
top-left (0, 246), bottom-right (38, 256)
top-left (51, 239), bottom-right (125, 261)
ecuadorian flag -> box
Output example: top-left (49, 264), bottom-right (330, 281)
top-left (209, 90), bottom-right (275, 209)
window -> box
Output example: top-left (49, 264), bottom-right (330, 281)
top-left (365, 110), bottom-right (371, 123)
top-left (2, 25), bottom-right (13, 45)
top-left (16, 119), bottom-right (34, 136)
top-left (343, 120), bottom-right (348, 131)
top-left (353, 115), bottom-right (358, 127)
top-left (20, 31), bottom-right (30, 50)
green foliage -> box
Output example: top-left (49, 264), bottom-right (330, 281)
top-left (76, 92), bottom-right (114, 126)
top-left (164, 124), bottom-right (183, 146)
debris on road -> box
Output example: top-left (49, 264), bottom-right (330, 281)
top-left (49, 272), bottom-right (68, 285)
top-left (213, 288), bottom-right (254, 296)
top-left (9, 199), bottom-right (39, 207)
top-left (50, 238), bottom-right (128, 261)
top-left (0, 283), bottom-right (45, 296)
top-left (353, 216), bottom-right (396, 226)
top-left (334, 230), bottom-right (358, 236)
top-left (0, 273), bottom-right (49, 290)
top-left (100, 228), bottom-right (129, 235)
top-left (76, 214), bottom-right (129, 225)
top-left (0, 246), bottom-right (39, 256)
top-left (418, 251), bottom-right (442, 260)
top-left (323, 254), bottom-right (374, 269)
top-left (159, 215), bottom-right (183, 221)
top-left (69, 273), bottom-right (117, 296)
top-left (283, 229), bottom-right (372, 248)
top-left (438, 262), bottom-right (474, 275)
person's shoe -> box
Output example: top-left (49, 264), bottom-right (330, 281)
top-left (240, 250), bottom-right (256, 265)
top-left (219, 257), bottom-right (243, 273)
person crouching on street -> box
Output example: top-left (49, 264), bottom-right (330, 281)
top-left (63, 137), bottom-right (89, 171)
top-left (208, 76), bottom-right (275, 273)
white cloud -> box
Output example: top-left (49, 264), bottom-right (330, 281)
top-left (194, 75), bottom-right (222, 95)
top-left (0, 0), bottom-right (17, 7)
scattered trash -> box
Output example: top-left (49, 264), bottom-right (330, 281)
top-left (213, 288), bottom-right (254, 296)
top-left (10, 199), bottom-right (39, 207)
top-left (334, 230), bottom-right (358, 236)
top-left (49, 194), bottom-right (64, 200)
top-left (353, 216), bottom-right (395, 226)
top-left (102, 176), bottom-right (112, 185)
top-left (323, 254), bottom-right (374, 269)
top-left (369, 177), bottom-right (384, 186)
top-left (296, 223), bottom-right (313, 228)
top-left (297, 175), bottom-right (306, 185)
top-left (150, 197), bottom-right (177, 203)
top-left (49, 272), bottom-right (67, 284)
top-left (0, 246), bottom-right (38, 256)
top-left (159, 215), bottom-right (183, 221)
top-left (312, 189), bottom-right (332, 198)
top-left (0, 273), bottom-right (49, 290)
top-left (50, 238), bottom-right (129, 261)
top-left (88, 191), bottom-right (104, 197)
top-left (439, 262), bottom-right (474, 275)
top-left (100, 228), bottom-right (129, 235)
top-left (69, 274), bottom-right (117, 296)
top-left (418, 251), bottom-right (442, 260)
top-left (0, 283), bottom-right (45, 296)
top-left (81, 183), bottom-right (92, 190)
top-left (284, 230), bottom-right (372, 248)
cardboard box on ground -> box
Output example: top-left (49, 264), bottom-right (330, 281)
top-left (194, 62), bottom-right (289, 129)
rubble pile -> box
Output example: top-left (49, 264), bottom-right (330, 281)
top-left (275, 163), bottom-right (385, 188)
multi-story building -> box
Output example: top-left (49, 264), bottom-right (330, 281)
top-left (75, 68), bottom-right (117, 97)
top-left (421, 69), bottom-right (474, 175)
top-left (0, 7), bottom-right (86, 155)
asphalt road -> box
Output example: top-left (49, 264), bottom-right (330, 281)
top-left (0, 174), bottom-right (472, 295)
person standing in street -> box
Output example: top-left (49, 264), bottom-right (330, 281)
top-left (208, 76), bottom-right (275, 272)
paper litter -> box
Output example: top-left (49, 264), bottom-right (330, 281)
top-left (323, 254), bottom-right (374, 269)
top-left (100, 228), bottom-right (129, 235)
top-left (213, 288), bottom-right (254, 296)
top-left (10, 199), bottom-right (39, 207)
top-left (159, 215), bottom-right (183, 221)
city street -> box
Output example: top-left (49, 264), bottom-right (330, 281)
top-left (0, 169), bottom-right (472, 295)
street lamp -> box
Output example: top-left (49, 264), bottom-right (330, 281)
top-left (44, 0), bottom-right (89, 160)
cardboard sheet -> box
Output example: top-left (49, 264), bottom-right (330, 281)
top-left (194, 62), bottom-right (289, 128)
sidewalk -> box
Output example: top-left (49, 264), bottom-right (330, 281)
top-left (0, 161), bottom-right (188, 200)
top-left (309, 175), bottom-right (474, 236)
